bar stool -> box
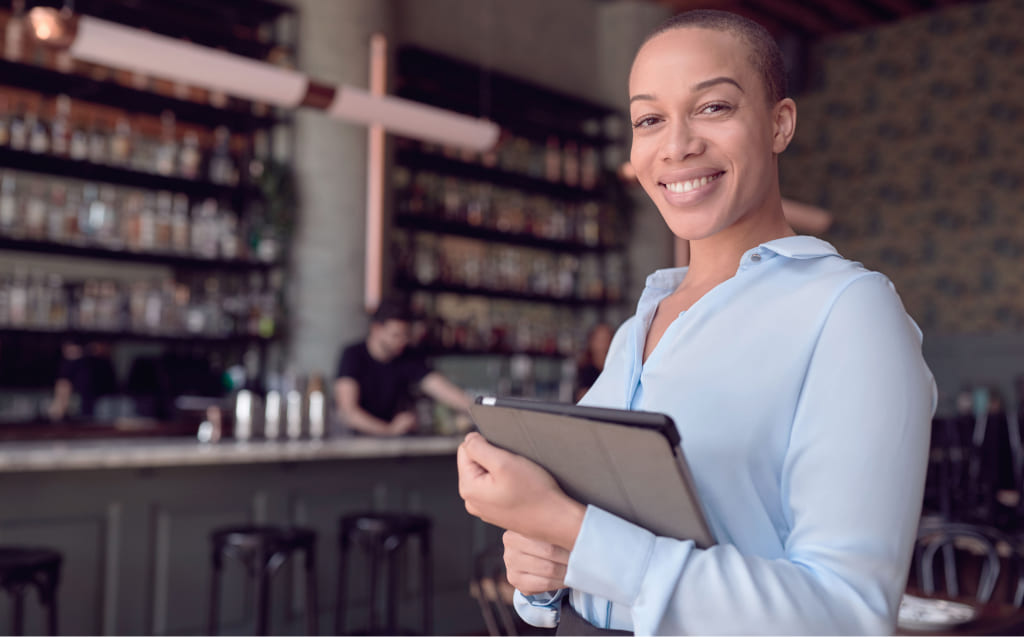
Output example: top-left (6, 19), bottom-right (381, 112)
top-left (207, 525), bottom-right (319, 636)
top-left (0, 546), bottom-right (62, 636)
top-left (335, 512), bottom-right (432, 635)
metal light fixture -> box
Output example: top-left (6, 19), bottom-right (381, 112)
top-left (26, 7), bottom-right (501, 152)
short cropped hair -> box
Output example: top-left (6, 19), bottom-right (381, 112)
top-left (644, 9), bottom-right (787, 105)
top-left (371, 298), bottom-right (414, 324)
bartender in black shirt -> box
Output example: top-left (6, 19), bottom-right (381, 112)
top-left (334, 300), bottom-right (471, 436)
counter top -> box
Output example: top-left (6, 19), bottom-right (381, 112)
top-left (0, 435), bottom-right (464, 472)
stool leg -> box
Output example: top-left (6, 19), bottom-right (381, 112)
top-left (421, 530), bottom-right (433, 635)
top-left (12, 586), bottom-right (25, 636)
top-left (335, 532), bottom-right (349, 635)
top-left (386, 542), bottom-right (399, 634)
top-left (255, 559), bottom-right (272, 636)
top-left (37, 567), bottom-right (60, 636)
top-left (208, 548), bottom-right (223, 635)
top-left (305, 543), bottom-right (319, 635)
top-left (368, 542), bottom-right (380, 633)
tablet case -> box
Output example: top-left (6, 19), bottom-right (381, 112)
top-left (469, 396), bottom-right (714, 547)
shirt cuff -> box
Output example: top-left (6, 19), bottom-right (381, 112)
top-left (512, 589), bottom-right (567, 628)
top-left (564, 505), bottom-right (658, 606)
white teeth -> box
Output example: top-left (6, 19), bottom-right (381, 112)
top-left (665, 173), bottom-right (720, 193)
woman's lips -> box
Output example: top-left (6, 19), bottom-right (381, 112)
top-left (661, 171), bottom-right (725, 194)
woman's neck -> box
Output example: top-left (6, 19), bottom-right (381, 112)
top-left (682, 209), bottom-right (794, 292)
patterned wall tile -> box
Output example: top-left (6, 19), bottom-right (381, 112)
top-left (780, 0), bottom-right (1024, 333)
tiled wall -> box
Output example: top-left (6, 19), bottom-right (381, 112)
top-left (780, 0), bottom-right (1024, 335)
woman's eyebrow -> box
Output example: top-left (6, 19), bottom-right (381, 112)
top-left (629, 76), bottom-right (743, 106)
top-left (692, 76), bottom-right (744, 92)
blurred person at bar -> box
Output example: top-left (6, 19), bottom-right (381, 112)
top-left (48, 337), bottom-right (117, 421)
top-left (457, 9), bottom-right (936, 635)
top-left (575, 322), bottom-right (614, 402)
top-left (334, 298), bottom-right (471, 436)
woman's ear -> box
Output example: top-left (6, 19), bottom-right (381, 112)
top-left (771, 98), bottom-right (797, 154)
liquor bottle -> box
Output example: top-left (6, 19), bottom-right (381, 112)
top-left (580, 145), bottom-right (599, 190)
top-left (87, 116), bottom-right (108, 165)
top-left (0, 171), bottom-right (16, 235)
top-left (154, 110), bottom-right (177, 176)
top-left (8, 102), bottom-right (27, 150)
top-left (109, 115), bottom-right (133, 167)
top-left (26, 108), bottom-right (49, 154)
top-left (208, 126), bottom-right (236, 186)
top-left (50, 95), bottom-right (71, 157)
top-left (3, 7), bottom-right (23, 62)
top-left (178, 131), bottom-right (202, 179)
top-left (562, 140), bottom-right (580, 187)
top-left (69, 115), bottom-right (89, 160)
top-left (171, 193), bottom-right (190, 253)
top-left (46, 182), bottom-right (67, 242)
top-left (24, 179), bottom-right (46, 239)
top-left (138, 192), bottom-right (156, 251)
top-left (154, 191), bottom-right (173, 251)
top-left (545, 136), bottom-right (561, 182)
top-left (0, 93), bottom-right (10, 147)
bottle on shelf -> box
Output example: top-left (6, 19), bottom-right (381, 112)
top-left (50, 95), bottom-right (72, 158)
top-left (154, 110), bottom-right (178, 176)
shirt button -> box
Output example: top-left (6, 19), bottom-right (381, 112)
top-left (750, 253), bottom-right (761, 262)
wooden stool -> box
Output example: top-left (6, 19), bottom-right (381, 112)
top-left (0, 547), bottom-right (62, 636)
top-left (335, 512), bottom-right (432, 635)
top-left (207, 525), bottom-right (318, 635)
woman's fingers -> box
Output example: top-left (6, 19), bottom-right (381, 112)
top-left (503, 530), bottom-right (569, 596)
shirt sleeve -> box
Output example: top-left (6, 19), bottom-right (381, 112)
top-left (336, 344), bottom-right (360, 380)
top-left (512, 589), bottom-right (568, 628)
top-left (562, 273), bottom-right (937, 635)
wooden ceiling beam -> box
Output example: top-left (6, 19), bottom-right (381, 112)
top-left (810, 0), bottom-right (887, 28)
top-left (742, 0), bottom-right (838, 35)
top-left (862, 0), bottom-right (925, 19)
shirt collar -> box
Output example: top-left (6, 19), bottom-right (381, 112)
top-left (642, 235), bottom-right (839, 291)
top-left (757, 235), bottom-right (839, 259)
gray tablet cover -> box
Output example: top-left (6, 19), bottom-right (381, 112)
top-left (469, 397), bottom-right (714, 547)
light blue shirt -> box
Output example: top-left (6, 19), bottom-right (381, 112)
top-left (514, 236), bottom-right (936, 635)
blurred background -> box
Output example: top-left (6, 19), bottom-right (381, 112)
top-left (0, 0), bottom-right (1022, 634)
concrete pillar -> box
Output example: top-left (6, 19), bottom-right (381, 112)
top-left (287, 0), bottom-right (394, 378)
top-left (596, 1), bottom-right (675, 307)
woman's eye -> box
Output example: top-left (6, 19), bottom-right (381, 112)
top-left (699, 102), bottom-right (732, 115)
top-left (631, 116), bottom-right (660, 129)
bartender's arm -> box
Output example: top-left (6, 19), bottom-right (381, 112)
top-left (420, 372), bottom-right (472, 412)
top-left (334, 377), bottom-right (416, 436)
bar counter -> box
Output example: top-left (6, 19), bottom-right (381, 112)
top-left (0, 434), bottom-right (463, 472)
top-left (0, 434), bottom-right (494, 635)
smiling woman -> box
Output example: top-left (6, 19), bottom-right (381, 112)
top-left (456, 9), bottom-right (937, 636)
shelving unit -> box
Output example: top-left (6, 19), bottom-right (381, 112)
top-left (389, 46), bottom-right (630, 378)
top-left (0, 0), bottom-right (295, 419)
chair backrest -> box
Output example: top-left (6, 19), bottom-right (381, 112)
top-left (470, 544), bottom-right (519, 637)
top-left (918, 524), bottom-right (1002, 603)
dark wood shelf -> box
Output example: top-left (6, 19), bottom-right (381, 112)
top-left (394, 214), bottom-right (615, 253)
top-left (0, 146), bottom-right (252, 201)
top-left (395, 46), bottom-right (623, 145)
top-left (0, 236), bottom-right (279, 271)
top-left (396, 277), bottom-right (608, 307)
top-left (0, 60), bottom-right (282, 132)
top-left (419, 346), bottom-right (568, 359)
top-left (3, 0), bottom-right (294, 67)
top-left (0, 326), bottom-right (274, 345)
top-left (395, 146), bottom-right (608, 202)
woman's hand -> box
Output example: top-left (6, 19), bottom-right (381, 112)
top-left (503, 530), bottom-right (570, 596)
top-left (457, 432), bottom-right (585, 550)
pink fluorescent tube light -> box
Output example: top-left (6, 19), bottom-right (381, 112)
top-left (26, 7), bottom-right (501, 152)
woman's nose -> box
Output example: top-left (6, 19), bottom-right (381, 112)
top-left (660, 120), bottom-right (705, 161)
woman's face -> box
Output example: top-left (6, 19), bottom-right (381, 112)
top-left (628, 27), bottom-right (794, 242)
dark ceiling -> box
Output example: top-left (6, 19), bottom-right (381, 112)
top-left (636, 0), bottom-right (985, 39)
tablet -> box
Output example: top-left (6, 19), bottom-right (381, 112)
top-left (469, 396), bottom-right (714, 547)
